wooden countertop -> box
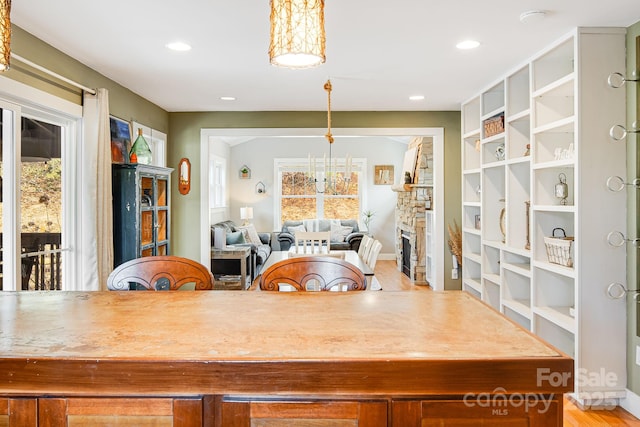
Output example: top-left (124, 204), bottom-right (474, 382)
top-left (0, 291), bottom-right (573, 396)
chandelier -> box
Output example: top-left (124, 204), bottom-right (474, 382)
top-left (0, 0), bottom-right (11, 71)
top-left (308, 79), bottom-right (352, 194)
top-left (269, 0), bottom-right (326, 69)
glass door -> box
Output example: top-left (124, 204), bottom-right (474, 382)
top-left (0, 103), bottom-right (69, 291)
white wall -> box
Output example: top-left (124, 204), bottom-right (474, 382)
top-left (226, 135), bottom-right (407, 254)
top-left (208, 136), bottom-right (231, 225)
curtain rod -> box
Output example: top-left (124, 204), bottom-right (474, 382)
top-left (11, 53), bottom-right (97, 95)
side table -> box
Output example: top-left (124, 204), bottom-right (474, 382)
top-left (210, 245), bottom-right (252, 290)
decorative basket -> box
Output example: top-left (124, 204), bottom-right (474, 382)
top-left (544, 228), bottom-right (574, 267)
top-left (483, 113), bottom-right (505, 138)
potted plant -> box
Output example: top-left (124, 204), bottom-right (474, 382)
top-left (362, 210), bottom-right (375, 233)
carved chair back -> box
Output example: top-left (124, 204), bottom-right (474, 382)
top-left (107, 255), bottom-right (214, 291)
top-left (259, 256), bottom-right (367, 292)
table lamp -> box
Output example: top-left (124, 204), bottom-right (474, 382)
top-left (240, 207), bottom-right (254, 225)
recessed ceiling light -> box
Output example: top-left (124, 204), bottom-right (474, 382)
top-left (519, 10), bottom-right (546, 24)
top-left (166, 42), bottom-right (192, 52)
top-left (220, 96), bottom-right (236, 101)
top-left (456, 40), bottom-right (480, 50)
top-left (409, 95), bottom-right (425, 101)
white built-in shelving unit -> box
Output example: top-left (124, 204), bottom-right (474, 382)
top-left (461, 28), bottom-right (628, 406)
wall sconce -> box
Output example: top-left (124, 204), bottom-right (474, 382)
top-left (256, 181), bottom-right (266, 194)
top-left (178, 157), bottom-right (191, 195)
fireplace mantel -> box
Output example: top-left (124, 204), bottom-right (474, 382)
top-left (391, 183), bottom-right (433, 192)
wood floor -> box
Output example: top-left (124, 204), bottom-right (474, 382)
top-left (372, 260), bottom-right (640, 426)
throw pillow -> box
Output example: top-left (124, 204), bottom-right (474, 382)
top-left (330, 224), bottom-right (353, 242)
top-left (237, 224), bottom-right (262, 246)
top-left (288, 224), bottom-right (307, 234)
top-left (226, 231), bottom-right (245, 245)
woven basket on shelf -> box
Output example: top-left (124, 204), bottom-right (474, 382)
top-left (544, 227), bottom-right (574, 267)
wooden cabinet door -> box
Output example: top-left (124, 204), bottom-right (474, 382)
top-left (392, 399), bottom-right (561, 426)
top-left (38, 397), bottom-right (202, 427)
top-left (216, 398), bottom-right (387, 427)
top-left (0, 398), bottom-right (37, 426)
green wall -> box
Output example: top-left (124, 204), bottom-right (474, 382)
top-left (8, 25), bottom-right (168, 132)
top-left (168, 111), bottom-right (462, 290)
top-left (626, 21), bottom-right (640, 396)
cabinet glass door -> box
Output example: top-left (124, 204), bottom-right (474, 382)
top-left (139, 175), bottom-right (154, 255)
top-left (156, 176), bottom-right (169, 255)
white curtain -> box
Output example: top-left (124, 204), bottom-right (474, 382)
top-left (81, 88), bottom-right (113, 291)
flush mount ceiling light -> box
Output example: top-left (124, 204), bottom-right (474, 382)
top-left (269, 0), bottom-right (326, 69)
top-left (519, 10), bottom-right (546, 24)
top-left (409, 95), bottom-right (425, 101)
top-left (166, 41), bottom-right (192, 52)
top-left (220, 96), bottom-right (236, 101)
top-left (456, 40), bottom-right (480, 50)
top-left (0, 0), bottom-right (11, 71)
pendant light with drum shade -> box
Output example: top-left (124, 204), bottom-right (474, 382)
top-left (0, 0), bottom-right (11, 71)
top-left (269, 0), bottom-right (326, 69)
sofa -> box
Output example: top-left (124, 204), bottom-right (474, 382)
top-left (210, 220), bottom-right (272, 279)
top-left (277, 219), bottom-right (364, 252)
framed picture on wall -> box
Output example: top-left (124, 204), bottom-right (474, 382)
top-left (109, 116), bottom-right (132, 163)
top-left (374, 165), bottom-right (394, 185)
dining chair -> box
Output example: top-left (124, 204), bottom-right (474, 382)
top-left (358, 235), bottom-right (374, 262)
top-left (293, 231), bottom-right (331, 254)
top-left (366, 239), bottom-right (383, 270)
top-left (259, 256), bottom-right (367, 292)
top-left (107, 255), bottom-right (215, 291)
top-left (357, 234), bottom-right (372, 258)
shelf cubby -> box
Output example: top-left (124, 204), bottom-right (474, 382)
top-left (462, 173), bottom-right (481, 204)
top-left (532, 123), bottom-right (574, 165)
top-left (534, 314), bottom-right (575, 357)
top-left (462, 96), bottom-right (481, 135)
top-left (502, 269), bottom-right (531, 316)
top-left (532, 209), bottom-right (574, 267)
top-left (482, 245), bottom-right (500, 276)
top-left (503, 305), bottom-right (531, 330)
top-left (463, 134), bottom-right (481, 170)
top-left (507, 65), bottom-right (530, 117)
top-left (506, 116), bottom-right (531, 161)
top-left (506, 162), bottom-right (531, 251)
top-left (533, 166), bottom-right (575, 206)
top-left (481, 166), bottom-right (505, 242)
top-left (481, 81), bottom-right (505, 117)
top-left (462, 227), bottom-right (481, 254)
top-left (483, 279), bottom-right (501, 311)
top-left (502, 251), bottom-right (531, 275)
top-left (532, 76), bottom-right (575, 129)
top-left (531, 37), bottom-right (574, 92)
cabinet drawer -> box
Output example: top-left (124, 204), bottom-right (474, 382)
top-left (38, 397), bottom-right (202, 427)
top-left (218, 398), bottom-right (387, 427)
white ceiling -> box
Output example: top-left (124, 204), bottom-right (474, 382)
top-left (11, 1), bottom-right (640, 112)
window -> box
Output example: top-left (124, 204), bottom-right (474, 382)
top-left (210, 156), bottom-right (226, 209)
top-left (132, 121), bottom-right (166, 167)
top-left (276, 157), bottom-right (363, 228)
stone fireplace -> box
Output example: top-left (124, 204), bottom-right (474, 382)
top-left (393, 137), bottom-right (433, 285)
